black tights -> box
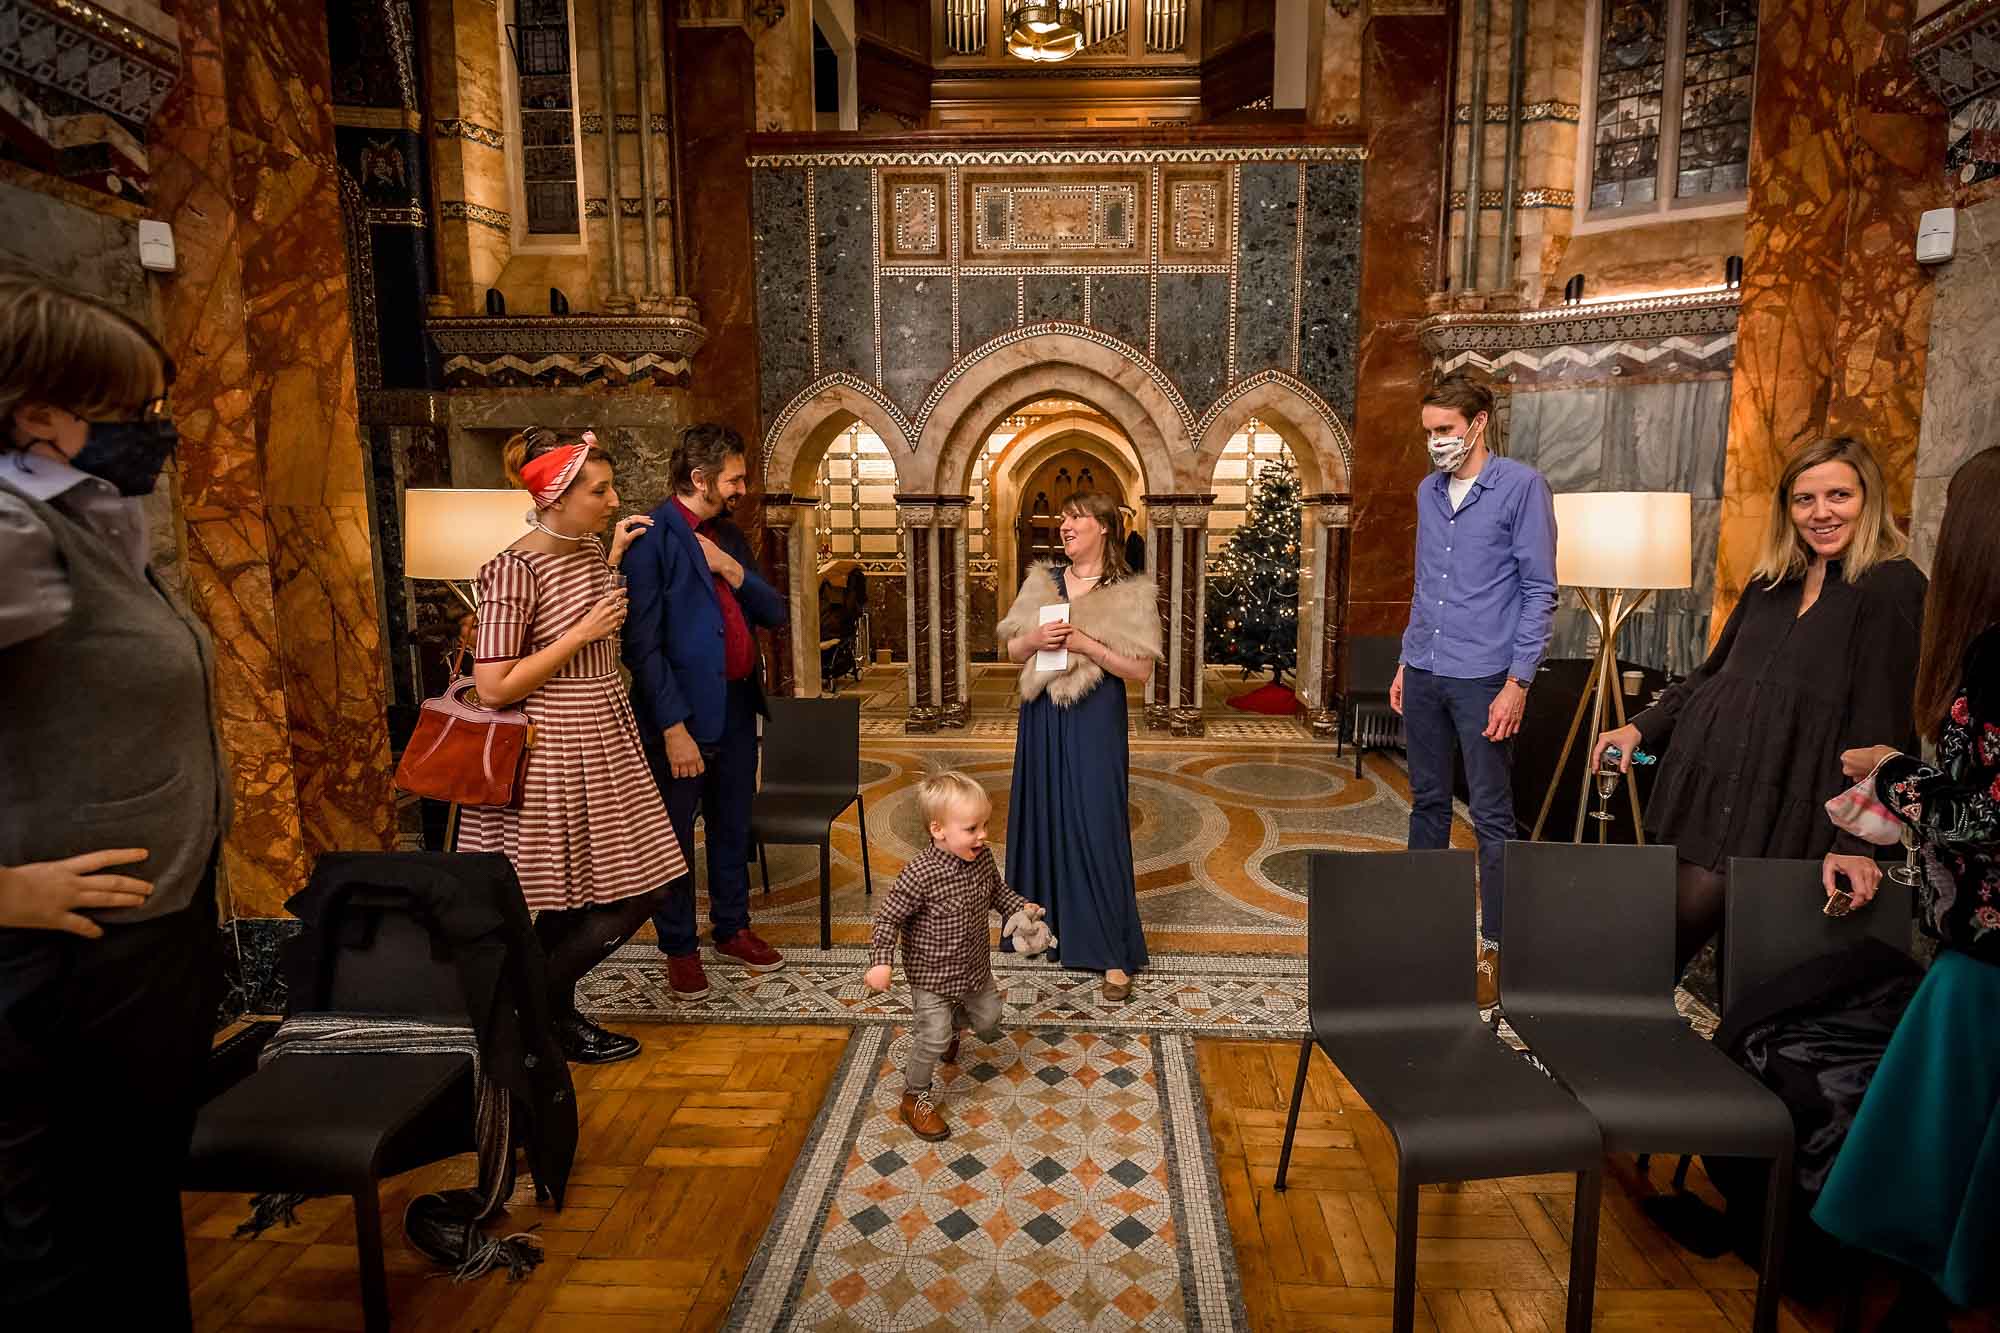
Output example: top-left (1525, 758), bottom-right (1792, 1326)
top-left (533, 887), bottom-right (665, 1017)
top-left (1675, 860), bottom-right (1726, 980)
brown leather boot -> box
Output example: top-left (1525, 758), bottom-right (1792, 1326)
top-left (1476, 943), bottom-right (1500, 1011)
top-left (900, 1087), bottom-right (949, 1141)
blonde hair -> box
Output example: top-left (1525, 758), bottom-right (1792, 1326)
top-left (1059, 489), bottom-right (1130, 584)
top-left (1750, 436), bottom-right (1907, 587)
top-left (918, 771), bottom-right (989, 827)
top-left (0, 266), bottom-right (168, 437)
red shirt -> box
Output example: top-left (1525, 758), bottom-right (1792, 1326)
top-left (673, 497), bottom-right (756, 681)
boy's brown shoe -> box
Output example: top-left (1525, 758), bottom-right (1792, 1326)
top-left (900, 1087), bottom-right (949, 1141)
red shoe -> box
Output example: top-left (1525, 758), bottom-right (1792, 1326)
top-left (715, 928), bottom-right (785, 972)
top-left (667, 951), bottom-right (710, 1001)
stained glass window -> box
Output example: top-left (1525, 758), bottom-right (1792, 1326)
top-left (1587, 0), bottom-right (1756, 215)
top-left (1591, 0), bottom-right (1667, 211)
top-left (1677, 0), bottom-right (1755, 197)
top-left (515, 0), bottom-right (578, 234)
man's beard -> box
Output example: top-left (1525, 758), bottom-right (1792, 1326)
top-left (708, 480), bottom-right (739, 514)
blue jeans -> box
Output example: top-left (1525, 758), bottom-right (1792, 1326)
top-left (646, 679), bottom-right (760, 956)
top-left (1402, 667), bottom-right (1515, 945)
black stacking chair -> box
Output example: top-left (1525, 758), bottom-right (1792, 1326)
top-left (1274, 850), bottom-right (1603, 1333)
top-left (1502, 841), bottom-right (1796, 1333)
top-left (752, 695), bottom-right (874, 950)
top-left (1336, 634), bottom-right (1405, 778)
top-left (1721, 857), bottom-right (1914, 1016)
top-left (186, 887), bottom-right (481, 1332)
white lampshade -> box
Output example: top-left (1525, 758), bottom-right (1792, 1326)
top-left (402, 489), bottom-right (529, 581)
top-left (1553, 491), bottom-right (1692, 590)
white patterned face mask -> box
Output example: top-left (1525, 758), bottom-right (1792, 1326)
top-left (1427, 434), bottom-right (1475, 472)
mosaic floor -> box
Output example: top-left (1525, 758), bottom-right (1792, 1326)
top-left (724, 1026), bottom-right (1246, 1332)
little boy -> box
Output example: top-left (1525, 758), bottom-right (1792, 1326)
top-left (864, 770), bottom-right (1043, 1141)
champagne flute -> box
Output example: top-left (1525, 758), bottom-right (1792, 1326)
top-left (1590, 745), bottom-right (1621, 824)
top-left (1888, 822), bottom-right (1922, 888)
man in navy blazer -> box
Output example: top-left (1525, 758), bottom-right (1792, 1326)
top-left (623, 424), bottom-right (789, 999)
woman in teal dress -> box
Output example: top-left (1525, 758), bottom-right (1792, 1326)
top-left (1814, 446), bottom-right (2000, 1324)
top-left (998, 492), bottom-right (1161, 1001)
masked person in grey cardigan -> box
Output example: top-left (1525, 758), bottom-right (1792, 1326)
top-left (0, 270), bottom-right (231, 1330)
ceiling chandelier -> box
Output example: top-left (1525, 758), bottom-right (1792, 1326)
top-left (1003, 1), bottom-right (1086, 63)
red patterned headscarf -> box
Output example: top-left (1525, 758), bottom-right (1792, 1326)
top-left (520, 431), bottom-right (596, 509)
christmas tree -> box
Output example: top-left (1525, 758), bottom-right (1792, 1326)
top-left (1206, 454), bottom-right (1302, 683)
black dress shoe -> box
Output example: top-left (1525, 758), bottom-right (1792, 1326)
top-left (556, 1014), bottom-right (640, 1065)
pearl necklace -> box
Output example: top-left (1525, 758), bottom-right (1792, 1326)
top-left (528, 518), bottom-right (587, 542)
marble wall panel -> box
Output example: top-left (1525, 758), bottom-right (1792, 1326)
top-left (1234, 162), bottom-right (1299, 377)
top-left (879, 272), bottom-right (953, 421)
top-left (1155, 272), bottom-right (1231, 418)
top-left (753, 166), bottom-right (813, 429)
top-left (1023, 273), bottom-right (1086, 326)
top-left (1913, 193), bottom-right (2000, 567)
top-left (1350, 16), bottom-right (1449, 638)
top-left (1606, 379), bottom-right (1732, 498)
top-left (1087, 273), bottom-right (1150, 352)
top-left (1506, 388), bottom-right (1605, 490)
top-left (959, 274), bottom-right (1017, 355)
top-left (1299, 162), bottom-right (1365, 424)
top-left (1716, 0), bottom-right (1945, 625)
top-left (815, 165), bottom-right (875, 379)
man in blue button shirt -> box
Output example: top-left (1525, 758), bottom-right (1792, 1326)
top-left (1391, 375), bottom-right (1557, 1010)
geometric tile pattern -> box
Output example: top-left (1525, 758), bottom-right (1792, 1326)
top-left (725, 1026), bottom-right (1249, 1330)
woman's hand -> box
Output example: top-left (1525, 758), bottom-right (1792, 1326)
top-left (1065, 628), bottom-right (1101, 661)
top-left (1822, 852), bottom-right (1883, 909)
top-left (1027, 619), bottom-right (1071, 652)
top-left (1840, 745), bottom-right (1900, 782)
top-left (1591, 724), bottom-right (1644, 774)
top-left (571, 589), bottom-right (628, 644)
top-left (0, 849), bottom-right (153, 938)
top-left (696, 534), bottom-right (744, 588)
top-left (608, 514), bottom-right (653, 566)
top-left (864, 963), bottom-right (893, 992)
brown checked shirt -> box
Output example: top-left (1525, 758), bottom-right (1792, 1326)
top-left (869, 843), bottom-right (1029, 999)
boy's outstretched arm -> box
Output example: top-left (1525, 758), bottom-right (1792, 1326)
top-left (866, 875), bottom-right (922, 990)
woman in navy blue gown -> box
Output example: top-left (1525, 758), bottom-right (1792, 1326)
top-left (998, 492), bottom-right (1162, 1000)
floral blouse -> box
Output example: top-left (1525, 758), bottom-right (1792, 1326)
top-left (1873, 625), bottom-right (2000, 964)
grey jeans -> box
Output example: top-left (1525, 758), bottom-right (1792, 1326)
top-left (906, 979), bottom-right (1004, 1092)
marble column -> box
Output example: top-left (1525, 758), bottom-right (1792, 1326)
top-left (761, 493), bottom-right (820, 698)
top-left (1144, 496), bottom-right (1216, 738)
top-left (149, 0), bottom-right (396, 918)
top-left (421, 0), bottom-right (511, 314)
top-left (1300, 493), bottom-right (1354, 738)
top-left (1713, 0), bottom-right (1946, 623)
top-left (896, 496), bottom-right (972, 732)
top-left (1352, 9), bottom-right (1451, 639)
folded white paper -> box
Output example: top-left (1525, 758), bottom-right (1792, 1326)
top-left (1035, 602), bottom-right (1070, 672)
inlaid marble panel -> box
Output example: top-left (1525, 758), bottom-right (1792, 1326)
top-left (1022, 272), bottom-right (1085, 326)
top-left (958, 273), bottom-right (1017, 357)
top-left (1155, 272), bottom-right (1231, 418)
top-left (815, 166), bottom-right (875, 379)
top-left (1234, 162), bottom-right (1298, 377)
top-left (958, 167), bottom-right (1149, 267)
top-left (879, 272), bottom-right (952, 420)
top-left (1088, 273), bottom-right (1150, 351)
top-left (1298, 162), bottom-right (1365, 424)
top-left (753, 165), bottom-right (812, 428)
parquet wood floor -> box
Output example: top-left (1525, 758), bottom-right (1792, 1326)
top-left (179, 1024), bottom-right (849, 1333)
top-left (1198, 1039), bottom-right (1995, 1333)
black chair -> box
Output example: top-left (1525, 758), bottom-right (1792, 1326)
top-left (819, 569), bottom-right (869, 690)
top-left (1721, 857), bottom-right (1913, 1017)
top-left (752, 695), bottom-right (874, 950)
top-left (1502, 841), bottom-right (1796, 1333)
top-left (1274, 851), bottom-right (1603, 1333)
top-left (1336, 634), bottom-right (1405, 778)
top-left (186, 887), bottom-right (482, 1332)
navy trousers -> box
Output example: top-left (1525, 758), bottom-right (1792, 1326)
top-left (1402, 666), bottom-right (1516, 945)
top-left (647, 679), bottom-right (761, 956)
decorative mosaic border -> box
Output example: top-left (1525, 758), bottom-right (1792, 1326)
top-left (426, 312), bottom-right (710, 359)
top-left (434, 117), bottom-right (504, 149)
top-left (1418, 289), bottom-right (1740, 355)
top-left (1, 0), bottom-right (180, 126)
top-left (1453, 100), bottom-right (1581, 124)
top-left (438, 199), bottom-right (510, 233)
top-left (1450, 188), bottom-right (1577, 210)
top-left (762, 371), bottom-right (919, 468)
top-left (365, 204), bottom-right (428, 227)
top-left (1194, 369), bottom-right (1354, 469)
top-left (1433, 332), bottom-right (1738, 386)
top-left (914, 320), bottom-right (1197, 446)
top-left (1916, 0), bottom-right (2000, 109)
top-left (749, 145), bottom-right (1368, 169)
top-left (439, 351), bottom-right (696, 388)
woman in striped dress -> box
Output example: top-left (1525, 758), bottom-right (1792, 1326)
top-left (464, 427), bottom-right (687, 1064)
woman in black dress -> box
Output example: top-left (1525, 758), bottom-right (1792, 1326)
top-left (1593, 435), bottom-right (1927, 978)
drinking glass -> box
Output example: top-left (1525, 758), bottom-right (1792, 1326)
top-left (1888, 823), bottom-right (1923, 888)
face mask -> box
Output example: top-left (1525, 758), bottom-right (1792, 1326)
top-left (1427, 434), bottom-right (1475, 472)
top-left (69, 417), bottom-right (180, 496)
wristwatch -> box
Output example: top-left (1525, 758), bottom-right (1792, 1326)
top-left (1507, 676), bottom-right (1532, 691)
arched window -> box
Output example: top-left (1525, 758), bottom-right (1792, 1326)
top-left (1578, 0), bottom-right (1755, 226)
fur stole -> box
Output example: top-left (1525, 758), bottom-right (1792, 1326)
top-left (996, 562), bottom-right (1162, 707)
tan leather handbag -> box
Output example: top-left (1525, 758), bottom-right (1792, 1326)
top-left (393, 679), bottom-right (536, 808)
